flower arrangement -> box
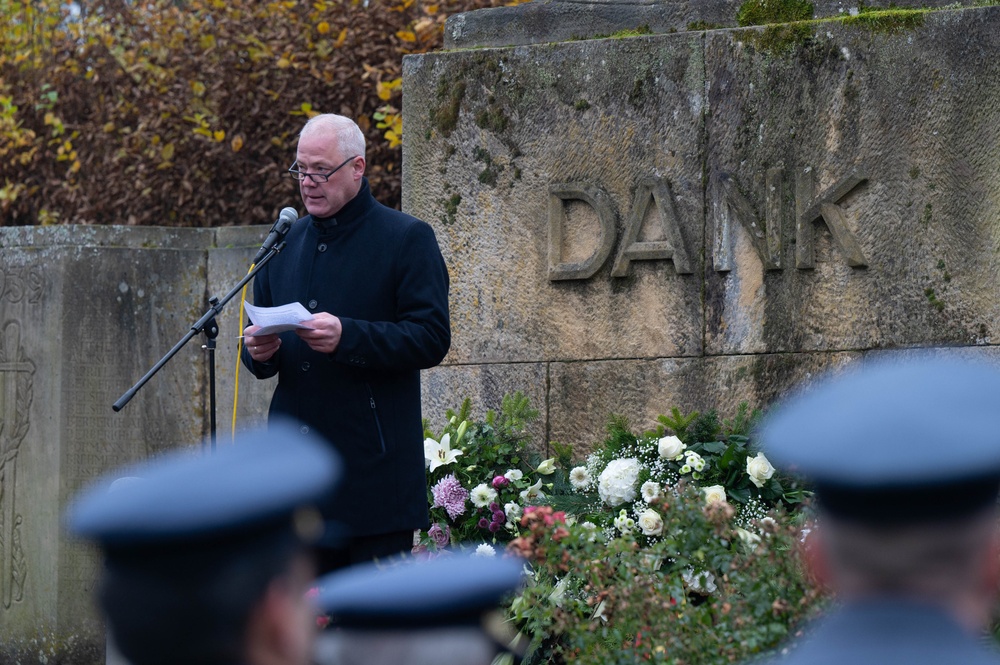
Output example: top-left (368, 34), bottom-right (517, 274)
top-left (508, 489), bottom-right (825, 665)
top-left (564, 404), bottom-right (805, 546)
top-left (416, 392), bottom-right (557, 552)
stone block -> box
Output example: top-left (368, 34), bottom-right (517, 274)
top-left (0, 225), bottom-right (276, 664)
top-left (0, 227), bottom-right (208, 662)
top-left (548, 352), bottom-right (862, 455)
top-left (704, 7), bottom-right (1000, 354)
top-left (403, 33), bottom-right (706, 364)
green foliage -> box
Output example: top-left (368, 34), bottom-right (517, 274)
top-left (419, 392), bottom-right (551, 549)
top-left (417, 395), bottom-right (822, 663)
top-left (508, 492), bottom-right (825, 665)
top-left (0, 0), bottom-right (505, 226)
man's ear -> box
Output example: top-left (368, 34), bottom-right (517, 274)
top-left (801, 525), bottom-right (834, 593)
top-left (244, 581), bottom-right (303, 665)
top-left (981, 528), bottom-right (1000, 595)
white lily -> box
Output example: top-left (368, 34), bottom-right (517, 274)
top-left (519, 477), bottom-right (545, 502)
top-left (536, 458), bottom-right (557, 475)
top-left (424, 433), bottom-right (463, 472)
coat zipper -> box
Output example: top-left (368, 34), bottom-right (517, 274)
top-left (366, 383), bottom-right (387, 455)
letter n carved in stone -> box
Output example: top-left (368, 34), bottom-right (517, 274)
top-left (548, 183), bottom-right (616, 281)
top-left (711, 169), bottom-right (784, 272)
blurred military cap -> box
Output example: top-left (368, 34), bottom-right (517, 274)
top-left (760, 354), bottom-right (1000, 523)
top-left (316, 550), bottom-right (525, 629)
top-left (67, 420), bottom-right (342, 555)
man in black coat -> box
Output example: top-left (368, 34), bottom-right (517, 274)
top-left (242, 113), bottom-right (451, 572)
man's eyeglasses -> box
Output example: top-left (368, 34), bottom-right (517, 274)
top-left (287, 155), bottom-right (358, 183)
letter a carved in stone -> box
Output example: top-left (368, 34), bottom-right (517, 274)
top-left (611, 178), bottom-right (692, 277)
top-left (548, 183), bottom-right (616, 281)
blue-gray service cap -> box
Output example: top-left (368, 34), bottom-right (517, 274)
top-left (66, 421), bottom-right (342, 557)
top-left (759, 355), bottom-right (1000, 523)
top-left (316, 551), bottom-right (526, 630)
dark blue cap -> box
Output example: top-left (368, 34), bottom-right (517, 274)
top-left (67, 420), bottom-right (342, 554)
top-left (316, 551), bottom-right (526, 630)
top-left (760, 354), bottom-right (1000, 523)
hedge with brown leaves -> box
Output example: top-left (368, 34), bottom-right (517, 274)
top-left (0, 0), bottom-right (502, 226)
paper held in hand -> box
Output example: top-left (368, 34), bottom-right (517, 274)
top-left (244, 302), bottom-right (316, 335)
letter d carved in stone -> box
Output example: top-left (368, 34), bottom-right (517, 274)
top-left (548, 183), bottom-right (616, 281)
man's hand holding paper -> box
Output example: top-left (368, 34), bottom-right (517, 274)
top-left (243, 301), bottom-right (318, 362)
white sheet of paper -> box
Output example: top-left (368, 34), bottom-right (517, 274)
top-left (244, 302), bottom-right (316, 335)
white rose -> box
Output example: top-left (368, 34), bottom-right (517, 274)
top-left (598, 458), bottom-right (641, 507)
top-left (504, 469), bottom-right (523, 482)
top-left (746, 452), bottom-right (775, 488)
top-left (657, 435), bottom-right (686, 459)
top-left (640, 480), bottom-right (661, 502)
top-left (637, 508), bottom-right (664, 536)
top-left (702, 485), bottom-right (727, 505)
top-left (505, 502), bottom-right (523, 523)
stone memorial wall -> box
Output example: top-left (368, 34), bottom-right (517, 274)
top-left (405, 3), bottom-right (1000, 450)
top-left (0, 226), bottom-right (273, 663)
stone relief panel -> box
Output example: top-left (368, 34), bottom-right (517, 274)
top-left (0, 320), bottom-right (35, 610)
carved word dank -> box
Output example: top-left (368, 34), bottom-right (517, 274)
top-left (548, 168), bottom-right (868, 281)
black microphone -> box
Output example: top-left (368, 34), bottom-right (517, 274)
top-left (253, 207), bottom-right (299, 264)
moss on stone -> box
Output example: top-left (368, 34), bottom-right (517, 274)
top-left (842, 7), bottom-right (925, 34)
top-left (478, 168), bottom-right (499, 186)
top-left (574, 98), bottom-right (591, 111)
top-left (924, 286), bottom-right (945, 312)
top-left (687, 20), bottom-right (725, 31)
top-left (430, 79), bottom-right (466, 137)
top-left (607, 25), bottom-right (653, 38)
top-left (743, 22), bottom-right (814, 53)
top-left (475, 105), bottom-right (509, 133)
top-left (736, 0), bottom-right (814, 27)
top-left (442, 193), bottom-right (462, 225)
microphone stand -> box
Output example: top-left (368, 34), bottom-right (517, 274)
top-left (112, 240), bottom-right (287, 450)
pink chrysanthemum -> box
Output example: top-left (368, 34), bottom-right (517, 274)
top-left (431, 474), bottom-right (469, 520)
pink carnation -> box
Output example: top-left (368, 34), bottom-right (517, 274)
top-left (431, 474), bottom-right (469, 520)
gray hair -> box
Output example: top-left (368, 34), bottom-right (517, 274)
top-left (300, 114), bottom-right (366, 159)
top-left (821, 512), bottom-right (998, 597)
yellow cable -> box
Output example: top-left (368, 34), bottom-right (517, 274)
top-left (232, 262), bottom-right (256, 443)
